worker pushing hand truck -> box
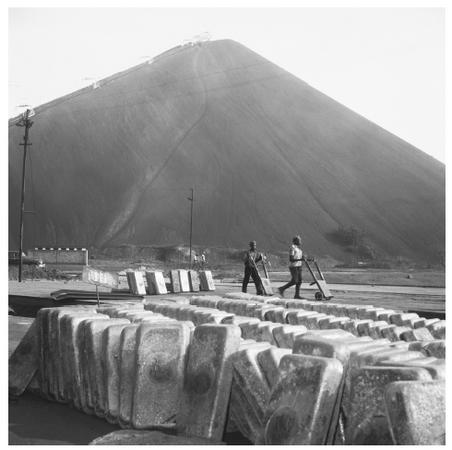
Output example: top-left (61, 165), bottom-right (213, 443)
top-left (242, 241), bottom-right (265, 295)
top-left (277, 235), bottom-right (333, 301)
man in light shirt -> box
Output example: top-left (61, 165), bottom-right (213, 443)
top-left (192, 253), bottom-right (199, 269)
top-left (278, 235), bottom-right (303, 299)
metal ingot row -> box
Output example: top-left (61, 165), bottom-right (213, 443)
top-left (9, 294), bottom-right (445, 445)
top-left (148, 295), bottom-right (445, 444)
top-left (11, 304), bottom-right (242, 442)
top-left (189, 293), bottom-right (445, 358)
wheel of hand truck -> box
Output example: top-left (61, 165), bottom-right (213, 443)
top-left (315, 291), bottom-right (323, 301)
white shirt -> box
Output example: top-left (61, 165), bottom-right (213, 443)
top-left (289, 244), bottom-right (303, 268)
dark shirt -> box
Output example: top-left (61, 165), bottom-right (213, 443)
top-left (243, 249), bottom-right (262, 268)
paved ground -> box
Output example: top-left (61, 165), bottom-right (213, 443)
top-left (9, 279), bottom-right (446, 297)
top-left (9, 280), bottom-right (113, 297)
top-left (9, 278), bottom-right (445, 315)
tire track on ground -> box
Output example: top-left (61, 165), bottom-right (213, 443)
top-left (257, 107), bottom-right (340, 228)
top-left (97, 46), bottom-right (209, 247)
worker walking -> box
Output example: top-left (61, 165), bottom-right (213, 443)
top-left (193, 253), bottom-right (199, 269)
top-left (242, 240), bottom-right (264, 295)
top-left (278, 235), bottom-right (303, 299)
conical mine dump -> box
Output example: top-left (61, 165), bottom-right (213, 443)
top-left (8, 39), bottom-right (445, 263)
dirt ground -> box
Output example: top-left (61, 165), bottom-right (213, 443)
top-left (8, 315), bottom-right (248, 445)
top-left (9, 393), bottom-right (118, 445)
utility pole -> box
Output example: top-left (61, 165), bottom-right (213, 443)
top-left (188, 188), bottom-right (194, 268)
top-left (16, 108), bottom-right (33, 282)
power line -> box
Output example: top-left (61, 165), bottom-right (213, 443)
top-left (188, 188), bottom-right (194, 268)
top-left (74, 59), bottom-right (274, 107)
top-left (27, 137), bottom-right (37, 245)
top-left (8, 58), bottom-right (157, 126)
top-left (49, 70), bottom-right (289, 117)
top-left (8, 56), bottom-right (277, 126)
top-left (68, 58), bottom-right (273, 109)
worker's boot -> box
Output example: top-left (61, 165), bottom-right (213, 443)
top-left (294, 284), bottom-right (302, 299)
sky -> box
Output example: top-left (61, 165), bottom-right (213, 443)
top-left (8, 6), bottom-right (446, 162)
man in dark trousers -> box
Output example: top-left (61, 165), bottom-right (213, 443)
top-left (278, 235), bottom-right (304, 299)
top-left (242, 241), bottom-right (264, 295)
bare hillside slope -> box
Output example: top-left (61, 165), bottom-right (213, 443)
top-left (8, 39), bottom-right (445, 263)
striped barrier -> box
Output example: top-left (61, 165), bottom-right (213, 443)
top-left (127, 270), bottom-right (215, 295)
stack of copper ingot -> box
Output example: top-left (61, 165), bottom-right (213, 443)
top-left (10, 292), bottom-right (445, 445)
